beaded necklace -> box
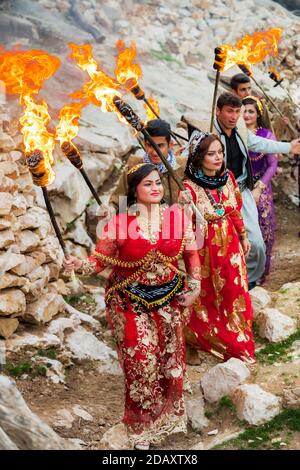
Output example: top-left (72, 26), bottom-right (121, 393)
top-left (204, 187), bottom-right (225, 217)
top-left (137, 205), bottom-right (165, 244)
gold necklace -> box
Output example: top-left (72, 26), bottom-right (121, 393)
top-left (137, 206), bottom-right (164, 244)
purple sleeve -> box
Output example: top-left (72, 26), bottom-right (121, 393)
top-left (260, 131), bottom-right (278, 186)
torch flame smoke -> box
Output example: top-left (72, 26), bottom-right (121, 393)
top-left (215, 28), bottom-right (282, 73)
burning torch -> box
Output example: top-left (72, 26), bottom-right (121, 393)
top-left (55, 102), bottom-right (102, 206)
top-left (269, 67), bottom-right (298, 109)
top-left (210, 47), bottom-right (222, 132)
top-left (238, 63), bottom-right (297, 136)
top-left (112, 96), bottom-right (203, 220)
top-left (114, 40), bottom-right (188, 143)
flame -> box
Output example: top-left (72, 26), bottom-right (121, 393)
top-left (269, 67), bottom-right (281, 83)
top-left (215, 28), bottom-right (282, 73)
top-left (55, 101), bottom-right (85, 145)
top-left (145, 95), bottom-right (160, 121)
top-left (115, 39), bottom-right (143, 90)
top-left (0, 47), bottom-right (60, 101)
top-left (0, 47), bottom-right (59, 185)
top-left (20, 95), bottom-right (55, 184)
top-left (69, 43), bottom-right (127, 123)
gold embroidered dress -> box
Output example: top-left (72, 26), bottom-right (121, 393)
top-left (82, 205), bottom-right (200, 446)
top-left (183, 170), bottom-right (255, 363)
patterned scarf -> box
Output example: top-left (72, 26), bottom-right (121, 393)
top-left (143, 150), bottom-right (176, 174)
top-left (185, 130), bottom-right (229, 189)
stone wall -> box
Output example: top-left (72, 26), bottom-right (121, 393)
top-left (0, 105), bottom-right (67, 338)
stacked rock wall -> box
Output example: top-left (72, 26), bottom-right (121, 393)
top-left (0, 106), bottom-right (66, 338)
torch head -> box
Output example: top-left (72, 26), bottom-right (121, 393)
top-left (238, 64), bottom-right (252, 77)
top-left (129, 83), bottom-right (145, 100)
top-left (61, 141), bottom-right (83, 170)
top-left (26, 149), bottom-right (55, 187)
top-left (213, 47), bottom-right (223, 71)
top-left (269, 70), bottom-right (283, 87)
top-left (113, 96), bottom-right (144, 132)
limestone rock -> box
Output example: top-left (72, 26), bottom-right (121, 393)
top-left (250, 287), bottom-right (272, 317)
top-left (186, 394), bottom-right (210, 431)
top-left (72, 405), bottom-right (93, 422)
top-left (10, 255), bottom-right (41, 276)
top-left (0, 318), bottom-right (19, 339)
top-left (257, 308), bottom-right (297, 343)
top-left (64, 302), bottom-right (100, 330)
top-left (0, 426), bottom-right (19, 450)
top-left (53, 409), bottom-right (75, 429)
top-left (0, 173), bottom-right (18, 192)
top-left (0, 161), bottom-right (19, 178)
top-left (0, 132), bottom-right (15, 152)
top-left (0, 375), bottom-right (75, 449)
top-left (5, 332), bottom-right (61, 352)
top-left (0, 289), bottom-right (26, 316)
top-left (232, 384), bottom-right (281, 426)
top-left (15, 230), bottom-right (40, 253)
top-left (100, 423), bottom-right (130, 450)
top-left (0, 192), bottom-right (14, 216)
top-left (200, 358), bottom-right (250, 403)
top-left (47, 316), bottom-right (81, 341)
top-left (0, 273), bottom-right (27, 290)
top-left (0, 216), bottom-right (13, 231)
top-left (23, 293), bottom-right (65, 324)
top-left (282, 387), bottom-right (300, 410)
top-left (66, 326), bottom-right (116, 361)
top-left (47, 279), bottom-right (70, 295)
top-left (0, 252), bottom-right (25, 274)
top-left (275, 282), bottom-right (300, 320)
top-left (11, 194), bottom-right (27, 216)
top-left (34, 356), bottom-right (65, 384)
top-left (0, 229), bottom-right (15, 249)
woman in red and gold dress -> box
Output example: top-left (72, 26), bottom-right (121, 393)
top-left (180, 131), bottom-right (255, 364)
top-left (63, 163), bottom-right (201, 450)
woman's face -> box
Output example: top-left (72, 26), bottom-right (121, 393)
top-left (135, 170), bottom-right (164, 204)
top-left (202, 140), bottom-right (224, 175)
top-left (243, 103), bottom-right (258, 127)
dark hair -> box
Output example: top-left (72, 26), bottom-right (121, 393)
top-left (230, 73), bottom-right (251, 91)
top-left (145, 119), bottom-right (171, 144)
top-left (217, 92), bottom-right (242, 110)
top-left (242, 97), bottom-right (266, 128)
top-left (126, 163), bottom-right (161, 207)
top-left (187, 134), bottom-right (225, 172)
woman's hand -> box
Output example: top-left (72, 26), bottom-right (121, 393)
top-left (251, 187), bottom-right (262, 205)
top-left (62, 256), bottom-right (83, 272)
top-left (241, 238), bottom-right (251, 258)
top-left (177, 287), bottom-right (200, 307)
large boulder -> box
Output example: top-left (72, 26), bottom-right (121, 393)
top-left (200, 358), bottom-right (250, 403)
top-left (0, 375), bottom-right (76, 449)
top-left (257, 308), bottom-right (297, 342)
top-left (232, 384), bottom-right (281, 426)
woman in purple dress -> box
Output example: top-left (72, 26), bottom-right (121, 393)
top-left (242, 96), bottom-right (278, 282)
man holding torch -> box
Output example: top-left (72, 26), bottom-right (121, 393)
top-left (182, 92), bottom-right (300, 288)
top-left (99, 118), bottom-right (187, 220)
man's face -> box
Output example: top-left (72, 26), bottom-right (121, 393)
top-left (235, 82), bottom-right (252, 99)
top-left (144, 135), bottom-right (170, 164)
top-left (216, 105), bottom-right (241, 130)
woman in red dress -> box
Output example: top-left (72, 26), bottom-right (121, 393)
top-left (63, 163), bottom-right (201, 450)
top-left (180, 131), bottom-right (255, 364)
